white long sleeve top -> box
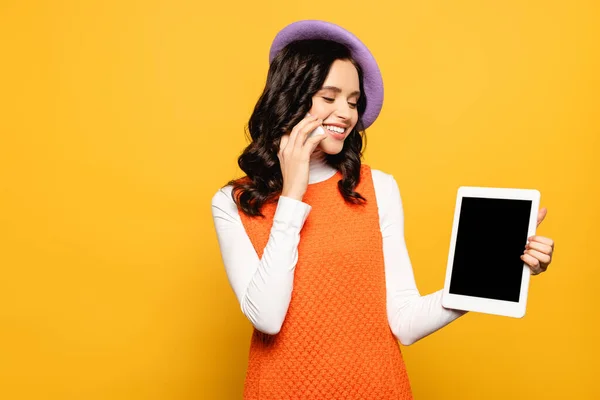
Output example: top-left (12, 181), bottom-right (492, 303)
top-left (211, 150), bottom-right (466, 345)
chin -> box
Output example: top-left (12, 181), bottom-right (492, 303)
top-left (318, 138), bottom-right (345, 155)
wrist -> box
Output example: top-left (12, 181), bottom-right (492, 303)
top-left (281, 189), bottom-right (304, 202)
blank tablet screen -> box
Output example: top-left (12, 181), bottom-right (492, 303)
top-left (449, 197), bottom-right (532, 302)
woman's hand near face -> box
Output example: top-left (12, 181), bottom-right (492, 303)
top-left (278, 114), bottom-right (328, 202)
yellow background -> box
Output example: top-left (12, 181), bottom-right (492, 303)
top-left (1, 0), bottom-right (598, 398)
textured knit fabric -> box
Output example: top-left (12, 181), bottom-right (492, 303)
top-left (238, 165), bottom-right (413, 399)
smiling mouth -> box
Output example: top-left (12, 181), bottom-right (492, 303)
top-left (322, 124), bottom-right (347, 134)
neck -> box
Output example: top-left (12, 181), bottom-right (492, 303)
top-left (309, 149), bottom-right (337, 184)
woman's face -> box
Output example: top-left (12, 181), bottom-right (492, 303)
top-left (308, 59), bottom-right (361, 155)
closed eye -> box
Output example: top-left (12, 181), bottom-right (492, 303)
top-left (322, 97), bottom-right (335, 102)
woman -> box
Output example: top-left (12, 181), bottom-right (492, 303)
top-left (211, 20), bottom-right (555, 400)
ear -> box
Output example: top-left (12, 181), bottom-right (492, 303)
top-left (537, 207), bottom-right (548, 227)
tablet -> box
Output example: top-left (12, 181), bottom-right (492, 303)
top-left (441, 186), bottom-right (540, 318)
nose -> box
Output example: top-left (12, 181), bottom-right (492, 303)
top-left (333, 99), bottom-right (352, 121)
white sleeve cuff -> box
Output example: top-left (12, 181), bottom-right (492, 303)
top-left (274, 196), bottom-right (311, 229)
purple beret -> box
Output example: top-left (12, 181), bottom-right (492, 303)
top-left (269, 20), bottom-right (384, 130)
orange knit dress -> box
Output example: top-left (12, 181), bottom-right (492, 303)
top-left (238, 165), bottom-right (413, 399)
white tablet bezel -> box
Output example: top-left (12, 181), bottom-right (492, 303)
top-left (441, 186), bottom-right (540, 318)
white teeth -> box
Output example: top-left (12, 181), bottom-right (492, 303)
top-left (324, 125), bottom-right (345, 133)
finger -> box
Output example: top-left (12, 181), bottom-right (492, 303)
top-left (288, 115), bottom-right (317, 147)
top-left (528, 236), bottom-right (554, 249)
top-left (525, 240), bottom-right (553, 255)
top-left (521, 253), bottom-right (542, 275)
top-left (536, 207), bottom-right (547, 227)
top-left (278, 134), bottom-right (290, 156)
top-left (303, 130), bottom-right (329, 153)
top-left (294, 118), bottom-right (323, 148)
top-left (524, 249), bottom-right (551, 265)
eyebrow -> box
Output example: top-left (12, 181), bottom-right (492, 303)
top-left (319, 86), bottom-right (361, 97)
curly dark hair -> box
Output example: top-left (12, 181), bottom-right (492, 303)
top-left (228, 39), bottom-right (369, 217)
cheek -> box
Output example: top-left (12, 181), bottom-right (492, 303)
top-left (350, 112), bottom-right (359, 129)
top-left (308, 102), bottom-right (328, 117)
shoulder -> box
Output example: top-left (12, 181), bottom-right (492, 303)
top-left (367, 168), bottom-right (406, 221)
top-left (212, 175), bottom-right (252, 205)
top-left (211, 184), bottom-right (243, 223)
top-left (364, 166), bottom-right (400, 195)
top-left (211, 184), bottom-right (234, 207)
top-left (370, 168), bottom-right (394, 185)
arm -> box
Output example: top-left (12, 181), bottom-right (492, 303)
top-left (374, 171), bottom-right (467, 346)
top-left (211, 186), bottom-right (310, 335)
